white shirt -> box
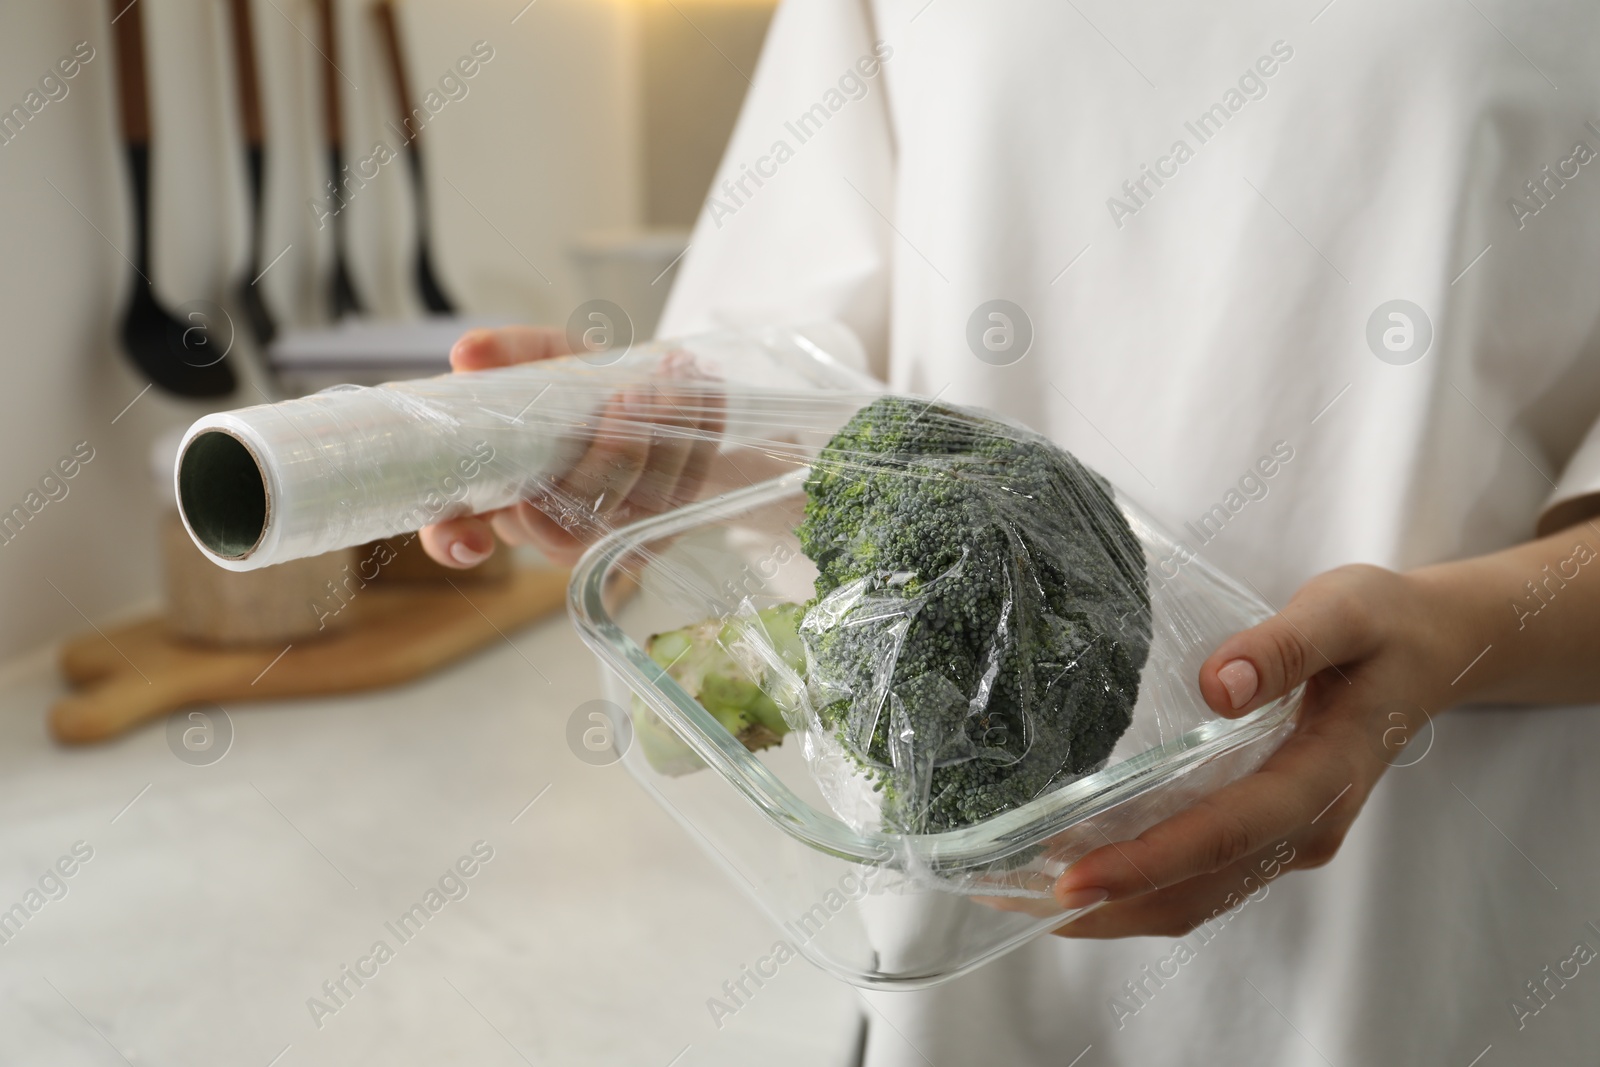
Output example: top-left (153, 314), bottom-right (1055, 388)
top-left (660, 1), bottom-right (1600, 1063)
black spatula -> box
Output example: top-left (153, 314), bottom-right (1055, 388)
top-left (113, 0), bottom-right (237, 398)
top-left (227, 0), bottom-right (277, 346)
top-left (375, 0), bottom-right (456, 314)
top-left (318, 0), bottom-right (364, 319)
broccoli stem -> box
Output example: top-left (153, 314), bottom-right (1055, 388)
top-left (636, 602), bottom-right (805, 774)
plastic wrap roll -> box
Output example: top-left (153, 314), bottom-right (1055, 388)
top-left (174, 327), bottom-right (878, 572)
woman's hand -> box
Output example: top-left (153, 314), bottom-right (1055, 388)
top-left (420, 326), bottom-right (723, 569)
top-left (1053, 515), bottom-right (1600, 938)
top-left (1052, 563), bottom-right (1465, 938)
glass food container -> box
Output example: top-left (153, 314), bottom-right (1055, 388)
top-left (569, 469), bottom-right (1302, 989)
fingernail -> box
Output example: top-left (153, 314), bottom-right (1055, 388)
top-left (1058, 887), bottom-right (1110, 911)
top-left (1218, 658), bottom-right (1259, 710)
top-left (450, 540), bottom-right (489, 567)
top-left (451, 330), bottom-right (486, 355)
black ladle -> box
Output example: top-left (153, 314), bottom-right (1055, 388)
top-left (113, 0), bottom-right (236, 398)
top-left (318, 0), bottom-right (364, 319)
top-left (376, 1), bottom-right (456, 314)
top-left (227, 0), bottom-right (276, 346)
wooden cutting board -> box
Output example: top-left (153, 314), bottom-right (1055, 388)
top-left (52, 566), bottom-right (572, 744)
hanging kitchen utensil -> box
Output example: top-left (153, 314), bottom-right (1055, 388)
top-left (375, 0), bottom-right (457, 314)
top-left (227, 0), bottom-right (278, 346)
top-left (113, 0), bottom-right (237, 398)
top-left (318, 0), bottom-right (365, 318)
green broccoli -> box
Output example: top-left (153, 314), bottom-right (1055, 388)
top-left (640, 396), bottom-right (1152, 833)
top-left (641, 602), bottom-right (805, 774)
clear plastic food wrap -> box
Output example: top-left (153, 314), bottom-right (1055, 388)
top-left (178, 324), bottom-right (1300, 983)
top-left (642, 394), bottom-right (1157, 843)
top-left (173, 325), bottom-right (872, 571)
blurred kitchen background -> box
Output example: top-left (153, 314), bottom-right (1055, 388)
top-left (0, 2), bottom-right (871, 1064)
top-left (1, 0), bottom-right (776, 646)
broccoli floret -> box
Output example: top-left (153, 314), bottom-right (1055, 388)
top-left (797, 396), bottom-right (1152, 832)
top-left (640, 396), bottom-right (1152, 834)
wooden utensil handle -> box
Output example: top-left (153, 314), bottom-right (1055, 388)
top-left (374, 1), bottom-right (418, 142)
top-left (228, 0), bottom-right (266, 147)
top-left (318, 0), bottom-right (343, 147)
top-left (111, 0), bottom-right (151, 145)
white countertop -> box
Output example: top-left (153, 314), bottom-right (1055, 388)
top-left (0, 607), bottom-right (863, 1066)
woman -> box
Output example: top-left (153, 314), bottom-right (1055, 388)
top-left (425, 1), bottom-right (1600, 1062)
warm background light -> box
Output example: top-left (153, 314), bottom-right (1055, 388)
top-left (637, 0), bottom-right (776, 226)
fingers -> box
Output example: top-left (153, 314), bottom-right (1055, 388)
top-left (1056, 840), bottom-right (1296, 940)
top-left (431, 325), bottom-right (573, 565)
top-left (494, 502), bottom-right (586, 567)
top-left (1198, 566), bottom-right (1386, 717)
top-left (661, 382), bottom-right (726, 509)
top-left (450, 326), bottom-right (572, 372)
top-left (419, 515), bottom-right (497, 568)
top-left (519, 380), bottom-right (725, 558)
top-left (973, 894), bottom-right (1064, 919)
top-left (550, 393), bottom-right (653, 521)
top-left (618, 432), bottom-right (694, 519)
top-left (612, 380), bottom-right (700, 519)
top-left (611, 379), bottom-right (713, 521)
top-left (1044, 566), bottom-right (1400, 937)
top-left (424, 502), bottom-right (584, 568)
top-left (483, 394), bottom-right (652, 563)
top-left (1053, 730), bottom-right (1359, 906)
top-left (438, 335), bottom-right (728, 565)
